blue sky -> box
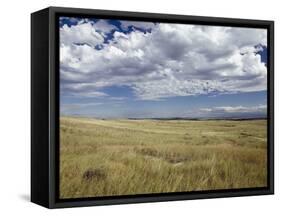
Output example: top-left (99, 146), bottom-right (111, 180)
top-left (59, 17), bottom-right (267, 118)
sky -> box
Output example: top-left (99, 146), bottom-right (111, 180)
top-left (59, 17), bottom-right (268, 119)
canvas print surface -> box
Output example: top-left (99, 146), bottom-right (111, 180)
top-left (59, 16), bottom-right (268, 199)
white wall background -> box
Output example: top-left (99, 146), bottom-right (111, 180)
top-left (0, 0), bottom-right (279, 214)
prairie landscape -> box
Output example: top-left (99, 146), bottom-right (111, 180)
top-left (59, 116), bottom-right (267, 199)
top-left (59, 17), bottom-right (268, 199)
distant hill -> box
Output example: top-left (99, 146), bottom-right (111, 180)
top-left (127, 116), bottom-right (267, 121)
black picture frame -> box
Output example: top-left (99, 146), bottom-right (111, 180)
top-left (31, 6), bottom-right (274, 208)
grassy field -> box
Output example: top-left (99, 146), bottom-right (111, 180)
top-left (59, 116), bottom-right (267, 199)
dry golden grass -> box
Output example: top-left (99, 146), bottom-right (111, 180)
top-left (59, 116), bottom-right (267, 198)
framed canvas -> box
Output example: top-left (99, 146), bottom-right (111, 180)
top-left (31, 6), bottom-right (274, 208)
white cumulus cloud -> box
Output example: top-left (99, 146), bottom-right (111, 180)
top-left (200, 104), bottom-right (267, 114)
top-left (60, 18), bottom-right (267, 101)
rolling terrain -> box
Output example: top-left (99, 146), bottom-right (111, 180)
top-left (60, 117), bottom-right (267, 198)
